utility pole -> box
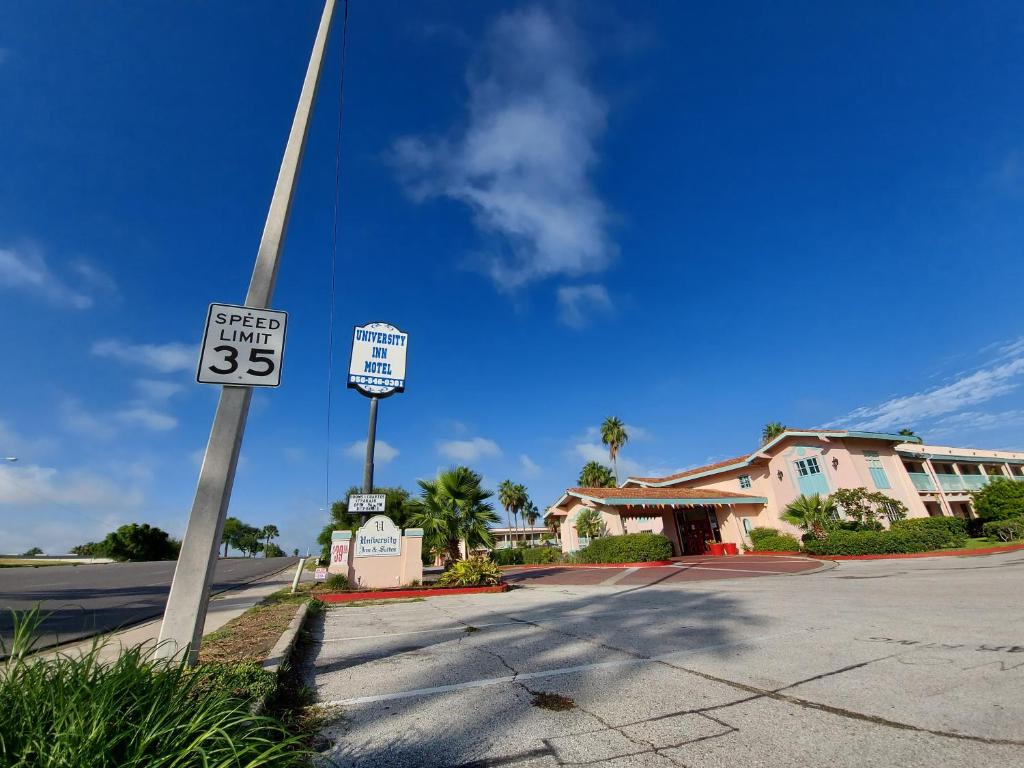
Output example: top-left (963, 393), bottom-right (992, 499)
top-left (156, 0), bottom-right (338, 663)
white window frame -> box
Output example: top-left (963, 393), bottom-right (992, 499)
top-left (738, 475), bottom-right (752, 489)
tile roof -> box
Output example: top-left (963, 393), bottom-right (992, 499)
top-left (567, 486), bottom-right (763, 501)
top-left (626, 454), bottom-right (750, 485)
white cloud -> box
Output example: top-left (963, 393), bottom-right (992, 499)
top-left (0, 246), bottom-right (97, 309)
top-left (60, 397), bottom-right (116, 439)
top-left (557, 283), bottom-right (613, 327)
top-left (92, 340), bottom-right (194, 373)
top-left (116, 407), bottom-right (177, 431)
top-left (926, 410), bottom-right (1024, 438)
top-left (519, 453), bottom-right (542, 477)
top-left (437, 437), bottom-right (501, 462)
top-left (827, 341), bottom-right (1024, 432)
top-left (391, 6), bottom-right (615, 291)
top-left (0, 420), bottom-right (56, 460)
top-left (343, 439), bottom-right (399, 464)
top-left (134, 379), bottom-right (183, 401)
top-left (572, 440), bottom-right (645, 478)
top-left (0, 463), bottom-right (141, 509)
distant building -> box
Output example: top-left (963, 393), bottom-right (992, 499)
top-left (546, 429), bottom-right (1024, 555)
top-left (488, 526), bottom-right (552, 550)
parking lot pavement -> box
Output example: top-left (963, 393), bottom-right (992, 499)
top-left (306, 551), bottom-right (1024, 767)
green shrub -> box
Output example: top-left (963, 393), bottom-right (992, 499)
top-left (574, 533), bottom-right (672, 564)
top-left (748, 527), bottom-right (801, 552)
top-left (436, 557), bottom-right (503, 587)
top-left (0, 609), bottom-right (307, 767)
top-left (324, 573), bottom-right (350, 591)
top-left (522, 547), bottom-right (562, 565)
top-left (972, 476), bottom-right (1024, 520)
top-left (981, 517), bottom-right (1024, 542)
top-left (490, 548), bottom-right (524, 566)
top-left (890, 516), bottom-right (967, 548)
top-left (803, 528), bottom-right (941, 555)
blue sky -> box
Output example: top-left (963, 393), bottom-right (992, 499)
top-left (2, 1), bottom-right (1023, 555)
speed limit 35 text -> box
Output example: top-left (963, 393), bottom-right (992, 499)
top-left (214, 311), bottom-right (282, 344)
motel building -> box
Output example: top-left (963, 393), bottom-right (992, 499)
top-left (546, 429), bottom-right (1024, 556)
top-left (489, 526), bottom-right (553, 549)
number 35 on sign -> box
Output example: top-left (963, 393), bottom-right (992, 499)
top-left (197, 303), bottom-right (288, 387)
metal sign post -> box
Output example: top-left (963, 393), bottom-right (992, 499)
top-left (155, 0), bottom-right (338, 664)
top-left (347, 322), bottom-right (408, 519)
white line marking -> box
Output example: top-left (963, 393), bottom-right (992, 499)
top-left (319, 621), bottom-right (521, 643)
top-left (598, 567), bottom-right (639, 586)
top-left (317, 629), bottom-right (803, 708)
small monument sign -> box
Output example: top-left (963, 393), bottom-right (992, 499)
top-left (356, 514), bottom-right (401, 557)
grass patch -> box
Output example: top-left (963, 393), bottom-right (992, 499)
top-left (532, 692), bottom-right (575, 711)
top-left (199, 588), bottom-right (322, 665)
top-left (957, 537), bottom-right (1005, 550)
top-left (464, 625), bottom-right (480, 633)
top-left (0, 608), bottom-right (309, 767)
top-left (334, 597), bottom-right (425, 607)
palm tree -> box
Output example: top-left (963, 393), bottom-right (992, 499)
top-left (260, 524), bottom-right (279, 557)
top-left (410, 467), bottom-right (499, 564)
top-left (574, 508), bottom-right (604, 540)
top-left (578, 461), bottom-right (616, 488)
top-left (498, 480), bottom-right (518, 542)
top-left (512, 483), bottom-right (528, 543)
top-left (761, 422), bottom-right (787, 445)
top-left (600, 417), bottom-right (629, 483)
top-left (544, 512), bottom-right (561, 546)
top-left (522, 499), bottom-right (540, 547)
top-left (781, 494), bottom-right (837, 540)
top-left (898, 428), bottom-right (919, 441)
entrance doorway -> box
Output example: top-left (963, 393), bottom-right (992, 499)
top-left (677, 507), bottom-right (715, 555)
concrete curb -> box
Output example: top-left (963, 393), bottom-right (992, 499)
top-left (501, 560), bottom-right (674, 570)
top-left (807, 542), bottom-right (1024, 560)
top-left (318, 584), bottom-right (509, 602)
top-left (261, 600), bottom-right (310, 676)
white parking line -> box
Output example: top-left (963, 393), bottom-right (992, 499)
top-left (317, 629), bottom-right (804, 708)
top-left (598, 567), bottom-right (639, 586)
top-left (319, 621), bottom-right (521, 643)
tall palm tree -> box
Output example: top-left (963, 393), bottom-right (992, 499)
top-left (512, 483), bottom-right (528, 543)
top-left (600, 417), bottom-right (629, 484)
top-left (260, 524), bottom-right (279, 556)
top-left (761, 422), bottom-right (787, 445)
top-left (782, 494), bottom-right (837, 540)
top-left (410, 467), bottom-right (499, 563)
top-left (522, 499), bottom-right (540, 547)
top-left (578, 461), bottom-right (616, 488)
top-left (498, 480), bottom-right (518, 543)
top-left (898, 428), bottom-right (919, 441)
top-left (544, 512), bottom-right (561, 546)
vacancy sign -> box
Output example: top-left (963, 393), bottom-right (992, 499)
top-left (197, 303), bottom-right (288, 387)
top-left (348, 493), bottom-right (386, 514)
top-left (347, 322), bottom-right (408, 397)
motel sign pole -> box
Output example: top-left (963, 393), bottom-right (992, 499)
top-left (156, 0), bottom-right (338, 664)
top-left (362, 396), bottom-right (379, 494)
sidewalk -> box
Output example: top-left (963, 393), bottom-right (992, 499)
top-left (46, 562), bottom-right (306, 663)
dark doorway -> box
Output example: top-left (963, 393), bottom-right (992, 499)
top-left (677, 510), bottom-right (713, 555)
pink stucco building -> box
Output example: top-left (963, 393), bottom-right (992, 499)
top-left (546, 429), bottom-right (1024, 555)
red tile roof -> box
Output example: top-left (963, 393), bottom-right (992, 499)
top-left (568, 486), bottom-right (763, 501)
top-left (626, 454), bottom-right (750, 485)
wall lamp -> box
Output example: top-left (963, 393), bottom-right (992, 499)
top-left (776, 470), bottom-right (784, 481)
top-left (832, 457), bottom-right (839, 470)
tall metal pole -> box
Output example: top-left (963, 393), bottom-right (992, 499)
top-left (362, 396), bottom-right (379, 494)
top-left (157, 0), bottom-right (338, 664)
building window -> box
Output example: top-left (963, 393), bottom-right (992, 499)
top-left (864, 451), bottom-right (891, 490)
top-left (795, 457), bottom-right (821, 476)
top-left (739, 475), bottom-right (752, 489)
top-left (884, 502), bottom-right (902, 524)
top-left (742, 518), bottom-right (753, 534)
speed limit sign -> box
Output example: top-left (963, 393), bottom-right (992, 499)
top-left (197, 303), bottom-right (288, 387)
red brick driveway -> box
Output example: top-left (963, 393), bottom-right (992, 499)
top-left (502, 554), bottom-right (823, 587)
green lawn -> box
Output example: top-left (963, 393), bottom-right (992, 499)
top-left (957, 537), bottom-right (1008, 550)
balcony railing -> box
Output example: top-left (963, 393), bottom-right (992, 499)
top-left (908, 472), bottom-right (936, 491)
top-left (936, 474), bottom-right (965, 492)
top-left (960, 475), bottom-right (988, 491)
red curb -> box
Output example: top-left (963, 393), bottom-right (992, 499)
top-left (317, 584), bottom-right (509, 602)
top-left (808, 542), bottom-right (1024, 561)
top-left (741, 551), bottom-right (805, 556)
top-left (501, 560), bottom-right (674, 570)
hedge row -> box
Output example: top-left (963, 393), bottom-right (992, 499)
top-left (802, 524), bottom-right (966, 556)
top-left (891, 516), bottom-right (967, 538)
top-left (748, 527), bottom-right (801, 552)
top-left (572, 533), bottom-right (672, 564)
top-left (491, 547), bottom-right (562, 566)
top-left (982, 517), bottom-right (1024, 542)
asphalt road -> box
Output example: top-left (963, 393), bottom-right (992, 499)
top-left (307, 551), bottom-right (1024, 767)
top-left (0, 556), bottom-right (297, 650)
